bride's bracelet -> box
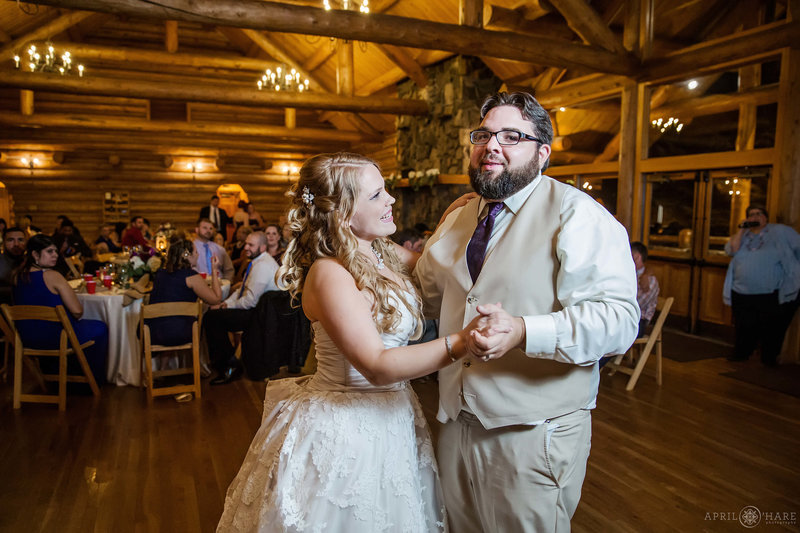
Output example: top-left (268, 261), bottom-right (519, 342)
top-left (444, 335), bottom-right (457, 363)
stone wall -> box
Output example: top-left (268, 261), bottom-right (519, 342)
top-left (393, 55), bottom-right (501, 232)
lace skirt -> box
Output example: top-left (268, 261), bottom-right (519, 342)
top-left (217, 376), bottom-right (447, 532)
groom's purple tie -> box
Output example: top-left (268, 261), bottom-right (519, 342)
top-left (466, 202), bottom-right (504, 283)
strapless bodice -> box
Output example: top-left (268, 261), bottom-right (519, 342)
top-left (308, 287), bottom-right (417, 392)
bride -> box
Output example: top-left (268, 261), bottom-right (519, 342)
top-left (216, 153), bottom-right (508, 532)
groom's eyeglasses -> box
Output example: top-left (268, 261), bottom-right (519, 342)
top-left (469, 129), bottom-right (543, 146)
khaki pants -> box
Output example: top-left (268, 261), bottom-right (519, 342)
top-left (438, 409), bottom-right (591, 533)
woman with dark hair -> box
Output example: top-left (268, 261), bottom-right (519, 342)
top-left (246, 203), bottom-right (264, 230)
top-left (264, 223), bottom-right (285, 265)
top-left (145, 237), bottom-right (222, 346)
top-left (12, 234), bottom-right (109, 384)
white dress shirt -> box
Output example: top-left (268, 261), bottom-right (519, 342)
top-left (424, 175), bottom-right (639, 421)
top-left (224, 251), bottom-right (279, 310)
top-left (459, 175), bottom-right (638, 364)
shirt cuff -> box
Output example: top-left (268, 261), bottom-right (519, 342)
top-left (522, 314), bottom-right (557, 356)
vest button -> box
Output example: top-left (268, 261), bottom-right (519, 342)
top-left (467, 296), bottom-right (478, 305)
top-left (463, 361), bottom-right (471, 368)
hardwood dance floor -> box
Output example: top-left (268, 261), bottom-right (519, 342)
top-left (1, 334), bottom-right (799, 532)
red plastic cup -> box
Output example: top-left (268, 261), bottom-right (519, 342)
top-left (86, 280), bottom-right (96, 294)
top-left (102, 276), bottom-right (112, 289)
top-left (200, 272), bottom-right (208, 279)
top-left (83, 273), bottom-right (93, 282)
top-left (95, 270), bottom-right (101, 278)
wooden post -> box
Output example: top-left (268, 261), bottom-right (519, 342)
top-left (336, 40), bottom-right (354, 97)
top-left (284, 107), bottom-right (296, 129)
top-left (165, 21), bottom-right (178, 53)
top-left (20, 90), bottom-right (34, 116)
top-left (772, 47), bottom-right (800, 227)
top-left (617, 0), bottom-right (652, 238)
top-left (459, 0), bottom-right (483, 28)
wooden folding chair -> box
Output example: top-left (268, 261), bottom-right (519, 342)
top-left (606, 296), bottom-right (675, 391)
top-left (1, 304), bottom-right (100, 411)
top-left (139, 300), bottom-right (203, 401)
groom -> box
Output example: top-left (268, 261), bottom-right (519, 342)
top-left (414, 91), bottom-right (639, 532)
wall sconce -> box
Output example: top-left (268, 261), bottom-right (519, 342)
top-left (20, 156), bottom-right (40, 169)
top-left (186, 161), bottom-right (203, 173)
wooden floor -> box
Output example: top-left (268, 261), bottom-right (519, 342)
top-left (1, 334), bottom-right (799, 533)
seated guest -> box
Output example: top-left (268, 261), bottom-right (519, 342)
top-left (142, 218), bottom-right (153, 241)
top-left (121, 216), bottom-right (150, 250)
top-left (145, 238), bottom-right (222, 347)
top-left (228, 226), bottom-right (252, 267)
top-left (246, 203), bottom-right (265, 230)
top-left (53, 220), bottom-right (92, 259)
top-left (393, 227), bottom-right (426, 253)
top-left (93, 223), bottom-right (122, 254)
top-left (213, 231), bottom-right (226, 249)
top-left (264, 224), bottom-right (285, 265)
top-left (192, 218), bottom-right (234, 281)
top-left (0, 218), bottom-right (6, 236)
top-left (20, 214), bottom-right (41, 239)
top-left (631, 241), bottom-right (659, 337)
top-left (232, 200), bottom-right (250, 230)
top-left (0, 227), bottom-right (26, 305)
top-left (12, 234), bottom-right (109, 385)
top-left (204, 231), bottom-right (279, 385)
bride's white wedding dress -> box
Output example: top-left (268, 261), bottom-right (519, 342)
top-left (217, 289), bottom-right (446, 532)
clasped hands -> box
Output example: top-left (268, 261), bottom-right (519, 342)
top-left (461, 303), bottom-right (525, 362)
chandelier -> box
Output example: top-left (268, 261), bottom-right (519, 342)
top-left (651, 116), bottom-right (683, 134)
top-left (257, 65), bottom-right (310, 92)
top-left (14, 43), bottom-right (84, 76)
top-left (323, 0), bottom-right (369, 12)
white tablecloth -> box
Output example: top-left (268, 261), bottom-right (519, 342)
top-left (75, 280), bottom-right (231, 386)
top-left (78, 290), bottom-right (143, 386)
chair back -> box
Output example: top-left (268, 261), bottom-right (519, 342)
top-left (139, 299), bottom-right (203, 401)
top-left (141, 301), bottom-right (202, 321)
top-left (1, 303), bottom-right (100, 409)
top-left (650, 296), bottom-right (674, 339)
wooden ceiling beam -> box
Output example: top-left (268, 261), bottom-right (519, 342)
top-left (28, 0), bottom-right (637, 75)
top-left (652, 84), bottom-right (778, 120)
top-left (0, 11), bottom-right (95, 57)
top-left (0, 71), bottom-right (428, 115)
top-left (0, 111), bottom-right (379, 143)
top-left (549, 0), bottom-right (626, 55)
top-left (39, 41), bottom-right (279, 71)
top-left (531, 74), bottom-right (628, 109)
top-left (0, 137), bottom-right (317, 159)
top-left (641, 20), bottom-right (800, 84)
top-left (377, 44), bottom-right (428, 88)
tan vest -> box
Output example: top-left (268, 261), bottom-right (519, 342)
top-left (429, 177), bottom-right (597, 429)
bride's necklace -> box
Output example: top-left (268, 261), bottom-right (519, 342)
top-left (371, 246), bottom-right (385, 270)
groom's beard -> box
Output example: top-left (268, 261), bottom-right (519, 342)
top-left (468, 152), bottom-right (540, 201)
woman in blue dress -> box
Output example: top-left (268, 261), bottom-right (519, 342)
top-left (12, 234), bottom-right (109, 385)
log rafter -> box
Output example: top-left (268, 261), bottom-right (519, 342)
top-left (0, 71), bottom-right (428, 115)
top-left (25, 0), bottom-right (637, 76)
top-left (0, 111), bottom-right (380, 143)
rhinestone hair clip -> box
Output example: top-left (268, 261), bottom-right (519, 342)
top-left (301, 186), bottom-right (314, 207)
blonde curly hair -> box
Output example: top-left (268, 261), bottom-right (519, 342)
top-left (278, 152), bottom-right (423, 336)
